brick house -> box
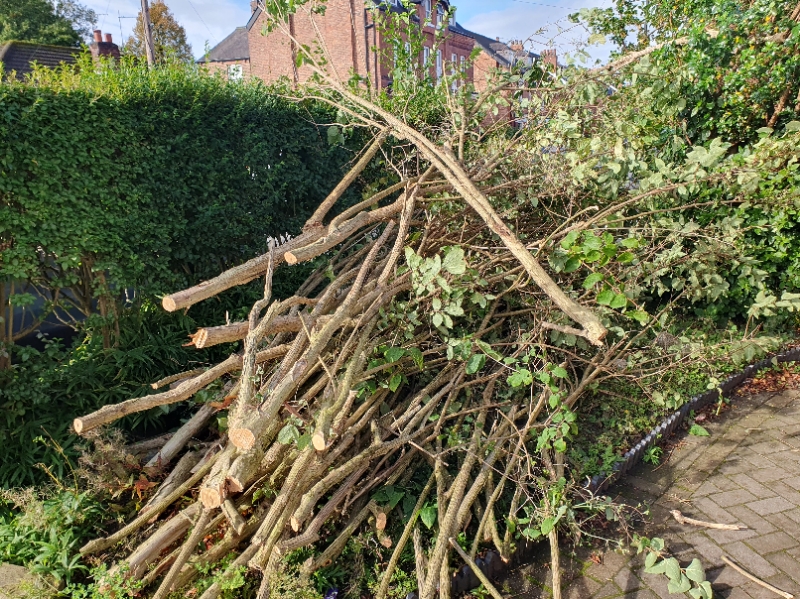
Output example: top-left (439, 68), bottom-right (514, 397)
top-left (201, 1), bottom-right (551, 102)
top-left (197, 26), bottom-right (250, 81)
top-left (0, 30), bottom-right (120, 81)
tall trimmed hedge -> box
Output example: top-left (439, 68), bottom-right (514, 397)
top-left (0, 57), bottom-right (363, 310)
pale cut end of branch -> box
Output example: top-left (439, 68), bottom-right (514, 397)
top-left (311, 430), bottom-right (327, 451)
top-left (229, 428), bottom-right (257, 451)
top-left (73, 418), bottom-right (87, 435)
top-left (284, 251), bottom-right (299, 265)
top-left (162, 296), bottom-right (178, 312)
top-left (199, 486), bottom-right (226, 510)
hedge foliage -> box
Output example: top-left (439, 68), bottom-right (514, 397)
top-left (0, 56), bottom-right (375, 486)
top-left (0, 55), bottom-right (364, 302)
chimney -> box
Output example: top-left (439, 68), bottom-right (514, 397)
top-left (250, 0), bottom-right (257, 11)
top-left (541, 48), bottom-right (557, 70)
top-left (509, 40), bottom-right (524, 52)
top-left (90, 30), bottom-right (121, 63)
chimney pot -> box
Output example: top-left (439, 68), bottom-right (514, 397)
top-left (93, 30), bottom-right (102, 43)
top-left (104, 33), bottom-right (112, 43)
top-left (250, 0), bottom-right (257, 11)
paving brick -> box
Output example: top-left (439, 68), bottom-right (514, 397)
top-left (621, 591), bottom-right (659, 599)
top-left (728, 473), bottom-right (777, 497)
top-left (590, 580), bottom-right (624, 598)
top-left (725, 504), bottom-right (777, 534)
top-left (710, 488), bottom-right (758, 507)
top-left (613, 568), bottom-right (643, 593)
top-left (747, 496), bottom-right (795, 515)
top-left (693, 480), bottom-right (722, 496)
top-left (763, 480), bottom-right (800, 506)
top-left (722, 541), bottom-right (778, 578)
top-left (745, 531), bottom-right (799, 553)
top-left (766, 551), bottom-right (800, 582)
top-left (784, 476), bottom-right (800, 490)
top-left (693, 496), bottom-right (737, 524)
top-left (748, 464), bottom-right (788, 482)
top-left (748, 441), bottom-right (787, 455)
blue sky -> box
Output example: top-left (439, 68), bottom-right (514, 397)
top-left (89, 0), bottom-right (613, 63)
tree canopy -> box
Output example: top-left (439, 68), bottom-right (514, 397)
top-left (0, 0), bottom-right (96, 46)
top-left (125, 0), bottom-right (193, 63)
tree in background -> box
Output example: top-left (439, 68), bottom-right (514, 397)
top-left (126, 0), bottom-right (193, 63)
top-left (0, 0), bottom-right (96, 46)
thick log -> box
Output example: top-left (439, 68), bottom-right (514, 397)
top-left (145, 405), bottom-right (215, 468)
top-left (188, 315), bottom-right (302, 349)
top-left (161, 228), bottom-right (325, 313)
top-left (74, 355), bottom-right (241, 434)
top-left (199, 452), bottom-right (232, 509)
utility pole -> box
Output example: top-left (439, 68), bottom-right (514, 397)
top-left (140, 0), bottom-right (156, 66)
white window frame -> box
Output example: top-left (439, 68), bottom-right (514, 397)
top-left (450, 7), bottom-right (456, 26)
top-left (460, 55), bottom-right (466, 72)
top-left (436, 4), bottom-right (445, 29)
top-left (228, 63), bottom-right (243, 81)
top-left (436, 49), bottom-right (443, 80)
top-left (422, 0), bottom-right (431, 22)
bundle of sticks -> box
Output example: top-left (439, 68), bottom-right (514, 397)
top-left (73, 118), bottom-right (609, 599)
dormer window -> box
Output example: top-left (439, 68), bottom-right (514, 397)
top-left (436, 4), bottom-right (445, 28)
top-left (422, 0), bottom-right (431, 22)
top-left (450, 8), bottom-right (456, 26)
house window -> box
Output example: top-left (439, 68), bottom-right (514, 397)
top-left (460, 55), bottom-right (465, 71)
top-left (422, 0), bottom-right (431, 22)
top-left (228, 63), bottom-right (243, 81)
top-left (436, 49), bottom-right (442, 80)
top-left (423, 46), bottom-right (430, 70)
top-left (436, 4), bottom-right (445, 29)
top-left (450, 7), bottom-right (456, 26)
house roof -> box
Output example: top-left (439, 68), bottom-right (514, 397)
top-left (453, 25), bottom-right (539, 68)
top-left (0, 41), bottom-right (80, 79)
top-left (197, 27), bottom-right (249, 63)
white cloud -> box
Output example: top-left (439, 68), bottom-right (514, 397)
top-left (461, 1), bottom-right (615, 65)
top-left (85, 0), bottom-right (250, 59)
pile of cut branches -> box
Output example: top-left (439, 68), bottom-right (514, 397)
top-left (69, 4), bottom-right (800, 596)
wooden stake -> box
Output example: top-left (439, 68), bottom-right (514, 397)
top-left (722, 555), bottom-right (794, 598)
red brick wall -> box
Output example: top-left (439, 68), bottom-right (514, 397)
top-left (248, 0), bottom-right (368, 85)
top-left (203, 59), bottom-right (251, 81)
top-left (248, 1), bottom-right (474, 90)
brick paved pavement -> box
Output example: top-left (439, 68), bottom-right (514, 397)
top-left (509, 390), bottom-right (800, 598)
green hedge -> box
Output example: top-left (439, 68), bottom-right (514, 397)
top-left (0, 55), bottom-right (363, 307)
top-left (0, 57), bottom-right (374, 487)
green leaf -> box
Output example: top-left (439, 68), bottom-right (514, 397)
top-left (645, 552), bottom-right (658, 569)
top-left (466, 353), bottom-right (486, 375)
top-left (583, 273), bottom-right (604, 288)
top-left (628, 310), bottom-right (649, 324)
top-left (476, 339), bottom-right (502, 361)
top-left (420, 505), bottom-right (437, 529)
top-left (551, 366), bottom-right (568, 379)
top-left (522, 527), bottom-right (541, 540)
top-left (443, 246), bottom-right (467, 275)
top-left (689, 424), bottom-right (709, 437)
top-left (560, 230), bottom-right (580, 249)
top-left (384, 347), bottom-right (405, 363)
top-left (664, 557), bottom-right (681, 581)
top-left (408, 347), bottom-right (424, 370)
top-left (685, 558), bottom-right (705, 583)
top-left (597, 289), bottom-right (615, 306)
top-left (432, 313), bottom-right (444, 327)
top-left (388, 373), bottom-right (403, 392)
top-left (699, 581), bottom-right (713, 598)
top-left (617, 251), bottom-right (635, 263)
top-left (645, 559), bottom-right (667, 575)
top-left (785, 120), bottom-right (800, 132)
top-left (667, 573), bottom-right (692, 594)
top-left (563, 257), bottom-right (581, 272)
top-left (507, 368), bottom-right (533, 387)
top-left (278, 424), bottom-right (300, 445)
top-left (621, 238), bottom-right (639, 248)
top-left (610, 293), bottom-right (628, 309)
top-left (540, 517), bottom-right (555, 535)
